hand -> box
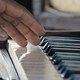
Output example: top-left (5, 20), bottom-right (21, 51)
top-left (0, 0), bottom-right (45, 47)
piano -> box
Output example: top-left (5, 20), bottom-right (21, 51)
top-left (0, 0), bottom-right (80, 80)
top-left (0, 31), bottom-right (80, 80)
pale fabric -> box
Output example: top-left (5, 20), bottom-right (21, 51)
top-left (50, 0), bottom-right (80, 12)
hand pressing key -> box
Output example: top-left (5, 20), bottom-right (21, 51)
top-left (0, 0), bottom-right (45, 47)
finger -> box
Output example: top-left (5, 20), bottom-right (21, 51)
top-left (0, 0), bottom-right (5, 13)
top-left (1, 13), bottom-right (40, 45)
top-left (0, 27), bottom-right (8, 41)
top-left (1, 13), bottom-right (15, 22)
top-left (17, 10), bottom-right (45, 36)
top-left (12, 20), bottom-right (40, 45)
top-left (5, 0), bottom-right (45, 35)
top-left (0, 17), bottom-right (27, 47)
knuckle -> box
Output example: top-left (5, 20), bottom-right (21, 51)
top-left (17, 13), bottom-right (24, 21)
top-left (0, 22), bottom-right (8, 29)
top-left (23, 30), bottom-right (30, 36)
top-left (28, 21), bottom-right (35, 27)
top-left (10, 19), bottom-right (20, 27)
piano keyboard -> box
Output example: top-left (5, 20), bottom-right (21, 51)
top-left (0, 31), bottom-right (80, 80)
top-left (40, 34), bottom-right (80, 80)
top-left (7, 40), bottom-right (62, 80)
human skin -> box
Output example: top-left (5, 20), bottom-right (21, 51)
top-left (0, 0), bottom-right (45, 47)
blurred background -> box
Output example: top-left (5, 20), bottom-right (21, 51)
top-left (15, 0), bottom-right (80, 31)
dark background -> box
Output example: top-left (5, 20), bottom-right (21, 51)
top-left (15, 0), bottom-right (33, 13)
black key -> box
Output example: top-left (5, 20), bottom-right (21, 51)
top-left (58, 60), bottom-right (80, 70)
top-left (0, 78), bottom-right (4, 80)
top-left (41, 41), bottom-right (80, 51)
top-left (40, 36), bottom-right (44, 41)
top-left (61, 67), bottom-right (80, 78)
top-left (45, 43), bottom-right (80, 50)
top-left (44, 43), bottom-right (80, 54)
top-left (52, 55), bottom-right (80, 65)
top-left (60, 64), bottom-right (80, 74)
top-left (40, 37), bottom-right (47, 46)
top-left (67, 74), bottom-right (80, 80)
top-left (40, 36), bottom-right (80, 50)
top-left (47, 48), bottom-right (80, 57)
top-left (42, 42), bottom-right (49, 51)
top-left (40, 36), bottom-right (80, 46)
top-left (51, 52), bottom-right (80, 61)
top-left (41, 36), bottom-right (80, 43)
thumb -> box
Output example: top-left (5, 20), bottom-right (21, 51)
top-left (0, 28), bottom-right (8, 41)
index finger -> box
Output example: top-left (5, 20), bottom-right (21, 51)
top-left (5, 0), bottom-right (45, 36)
